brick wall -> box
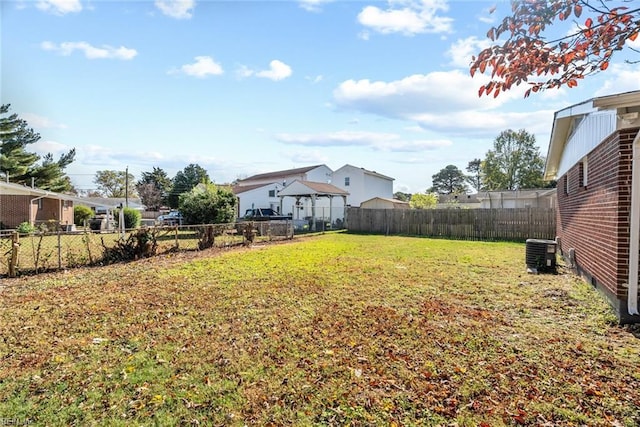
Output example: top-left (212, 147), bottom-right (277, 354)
top-left (36, 198), bottom-right (59, 223)
top-left (557, 128), bottom-right (640, 310)
top-left (1, 195), bottom-right (74, 229)
top-left (0, 195), bottom-right (30, 228)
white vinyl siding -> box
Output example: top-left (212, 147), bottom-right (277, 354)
top-left (557, 111), bottom-right (616, 178)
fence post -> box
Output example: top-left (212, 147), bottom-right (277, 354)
top-left (9, 232), bottom-right (19, 277)
top-left (174, 225), bottom-right (179, 249)
top-left (57, 231), bottom-right (62, 270)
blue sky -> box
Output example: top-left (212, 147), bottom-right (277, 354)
top-left (2, 0), bottom-right (640, 194)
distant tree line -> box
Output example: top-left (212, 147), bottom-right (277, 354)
top-left (408, 129), bottom-right (554, 201)
top-left (1, 105), bottom-right (236, 225)
top-left (91, 164), bottom-right (236, 223)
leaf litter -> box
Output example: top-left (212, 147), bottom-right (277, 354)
top-left (0, 233), bottom-right (638, 426)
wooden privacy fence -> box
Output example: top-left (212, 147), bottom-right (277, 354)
top-left (346, 207), bottom-right (556, 241)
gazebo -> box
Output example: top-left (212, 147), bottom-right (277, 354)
top-left (277, 180), bottom-right (349, 231)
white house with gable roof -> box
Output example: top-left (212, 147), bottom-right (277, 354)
top-left (232, 164), bottom-right (395, 226)
top-left (331, 164), bottom-right (394, 207)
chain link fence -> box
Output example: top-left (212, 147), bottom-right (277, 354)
top-left (1, 220), bottom-right (294, 278)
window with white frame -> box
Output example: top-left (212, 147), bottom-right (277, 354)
top-left (268, 189), bottom-right (276, 198)
top-left (579, 157), bottom-right (588, 187)
top-left (344, 177), bottom-right (350, 186)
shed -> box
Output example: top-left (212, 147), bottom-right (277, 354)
top-left (476, 189), bottom-right (556, 209)
top-left (360, 197), bottom-right (409, 209)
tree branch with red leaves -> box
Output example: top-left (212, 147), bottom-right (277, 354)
top-left (470, 0), bottom-right (640, 98)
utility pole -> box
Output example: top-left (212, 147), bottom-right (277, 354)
top-left (125, 166), bottom-right (129, 207)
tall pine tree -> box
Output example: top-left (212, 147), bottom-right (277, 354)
top-left (0, 104), bottom-right (75, 192)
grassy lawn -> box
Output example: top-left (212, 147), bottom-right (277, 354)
top-left (1, 233), bottom-right (639, 426)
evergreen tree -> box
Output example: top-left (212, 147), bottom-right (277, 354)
top-left (429, 165), bottom-right (468, 195)
top-left (0, 104), bottom-right (75, 192)
top-left (168, 164), bottom-right (211, 208)
top-left (136, 167), bottom-right (172, 210)
top-left (465, 159), bottom-right (484, 193)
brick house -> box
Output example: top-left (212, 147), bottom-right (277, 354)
top-left (544, 90), bottom-right (640, 324)
top-left (0, 181), bottom-right (76, 229)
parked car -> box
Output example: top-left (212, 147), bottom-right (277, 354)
top-left (157, 211), bottom-right (183, 225)
top-left (240, 208), bottom-right (291, 221)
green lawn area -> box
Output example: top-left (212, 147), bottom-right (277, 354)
top-left (1, 233), bottom-right (639, 426)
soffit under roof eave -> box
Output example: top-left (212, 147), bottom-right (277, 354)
top-left (593, 90), bottom-right (640, 110)
top-left (544, 116), bottom-right (572, 180)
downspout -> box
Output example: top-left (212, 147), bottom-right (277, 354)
top-left (30, 193), bottom-right (52, 226)
top-left (627, 131), bottom-right (640, 315)
top-left (58, 197), bottom-right (63, 226)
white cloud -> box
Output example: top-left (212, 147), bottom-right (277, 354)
top-left (358, 31), bottom-right (371, 41)
top-left (276, 130), bottom-right (452, 152)
top-left (333, 70), bottom-right (515, 119)
top-left (41, 41), bottom-right (137, 60)
top-left (288, 150), bottom-right (330, 164)
top-left (477, 14), bottom-right (494, 24)
top-left (171, 56), bottom-right (224, 78)
top-left (305, 75), bottom-right (324, 84)
top-left (332, 70), bottom-right (555, 139)
top-left (20, 113), bottom-right (67, 129)
top-left (256, 60), bottom-right (293, 81)
top-left (594, 64), bottom-right (640, 97)
top-left (298, 0), bottom-right (333, 13)
top-left (446, 36), bottom-right (491, 69)
top-left (477, 4), bottom-right (497, 24)
top-left (627, 34), bottom-right (640, 50)
top-left (31, 140), bottom-right (72, 155)
top-left (410, 109), bottom-right (553, 137)
top-left (357, 0), bottom-right (453, 36)
top-left (36, 0), bottom-right (82, 15)
top-left (236, 65), bottom-right (254, 79)
top-left (78, 145), bottom-right (224, 173)
top-left (155, 0), bottom-right (195, 20)
top-left (239, 60), bottom-right (292, 81)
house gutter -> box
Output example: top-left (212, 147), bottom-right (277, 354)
top-left (627, 131), bottom-right (640, 316)
top-left (29, 193), bottom-right (52, 226)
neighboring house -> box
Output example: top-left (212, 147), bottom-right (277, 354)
top-left (544, 89), bottom-right (640, 324)
top-left (233, 164), bottom-right (395, 221)
top-left (0, 181), bottom-right (76, 229)
top-left (234, 164), bottom-right (334, 217)
top-left (232, 183), bottom-right (283, 218)
top-left (476, 189), bottom-right (556, 209)
top-left (436, 193), bottom-right (481, 209)
top-left (360, 197), bottom-right (409, 209)
top-left (79, 197), bottom-right (145, 214)
top-left (236, 164), bottom-right (332, 188)
top-left (331, 164), bottom-right (394, 207)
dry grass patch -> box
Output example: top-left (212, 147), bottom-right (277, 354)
top-left (0, 233), bottom-right (639, 426)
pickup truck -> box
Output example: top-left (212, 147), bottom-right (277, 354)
top-left (157, 210), bottom-right (183, 225)
top-left (241, 208), bottom-right (291, 221)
